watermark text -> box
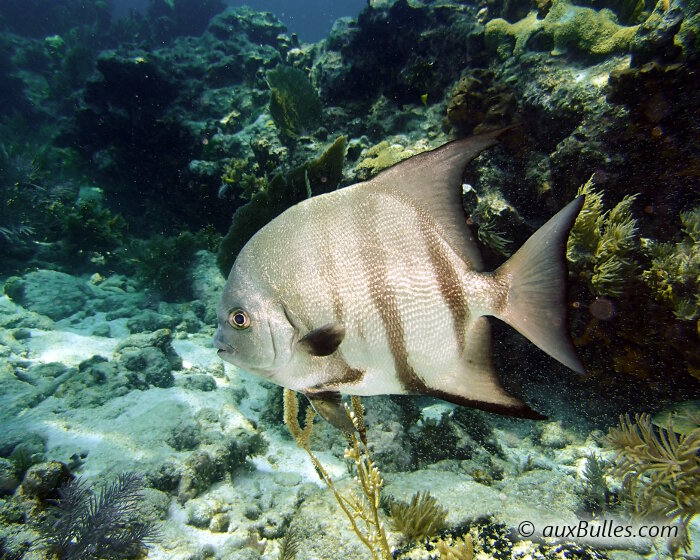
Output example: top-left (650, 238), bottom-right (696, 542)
top-left (517, 519), bottom-right (678, 541)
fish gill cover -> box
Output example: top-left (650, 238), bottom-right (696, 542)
top-left (0, 0), bottom-right (698, 559)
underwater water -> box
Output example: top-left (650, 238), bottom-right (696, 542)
top-left (0, 0), bottom-right (699, 559)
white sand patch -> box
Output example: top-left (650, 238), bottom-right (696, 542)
top-left (13, 328), bottom-right (329, 490)
top-left (252, 429), bottom-right (346, 485)
top-left (26, 329), bottom-right (118, 365)
top-left (173, 336), bottom-right (220, 370)
top-left (35, 388), bottom-right (194, 479)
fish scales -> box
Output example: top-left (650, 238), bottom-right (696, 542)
top-left (238, 187), bottom-right (465, 396)
top-left (216, 129), bottom-right (586, 429)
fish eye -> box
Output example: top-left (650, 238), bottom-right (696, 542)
top-left (228, 309), bottom-right (250, 330)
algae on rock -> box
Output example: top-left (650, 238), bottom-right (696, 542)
top-left (485, 0), bottom-right (639, 59)
top-left (354, 140), bottom-right (425, 181)
top-left (484, 11), bottom-right (543, 59)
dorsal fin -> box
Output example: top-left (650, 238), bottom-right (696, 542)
top-left (366, 127), bottom-right (516, 272)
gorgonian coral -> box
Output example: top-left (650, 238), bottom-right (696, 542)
top-left (567, 178), bottom-right (639, 297)
top-left (607, 412), bottom-right (700, 552)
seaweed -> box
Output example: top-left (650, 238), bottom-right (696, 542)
top-left (641, 208), bottom-right (700, 321)
top-left (606, 413), bottom-right (700, 551)
top-left (389, 490), bottom-right (448, 543)
top-left (50, 200), bottom-right (127, 255)
top-left (567, 178), bottom-right (639, 297)
top-left (39, 472), bottom-right (158, 560)
top-left (0, 141), bottom-right (45, 249)
top-left (129, 229), bottom-right (216, 301)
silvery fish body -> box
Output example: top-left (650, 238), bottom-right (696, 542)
top-left (215, 130), bottom-right (585, 429)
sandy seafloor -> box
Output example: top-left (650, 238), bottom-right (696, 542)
top-left (0, 256), bottom-right (697, 560)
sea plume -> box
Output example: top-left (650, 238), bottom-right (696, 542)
top-left (39, 472), bottom-right (158, 560)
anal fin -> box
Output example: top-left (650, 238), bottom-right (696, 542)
top-left (427, 317), bottom-right (545, 420)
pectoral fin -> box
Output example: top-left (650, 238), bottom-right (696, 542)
top-left (298, 323), bottom-right (345, 356)
top-left (306, 392), bottom-right (355, 433)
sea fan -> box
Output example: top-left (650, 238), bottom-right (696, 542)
top-left (39, 472), bottom-right (158, 560)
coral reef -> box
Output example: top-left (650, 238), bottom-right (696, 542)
top-left (146, 0), bottom-right (226, 43)
top-left (64, 6), bottom-right (291, 234)
top-left (444, 69), bottom-right (517, 135)
top-left (317, 0), bottom-right (485, 107)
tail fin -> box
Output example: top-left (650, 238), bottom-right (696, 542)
top-left (493, 197), bottom-right (585, 374)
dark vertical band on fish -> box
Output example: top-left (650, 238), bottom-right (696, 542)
top-left (354, 197), bottom-right (429, 394)
top-left (415, 206), bottom-right (469, 354)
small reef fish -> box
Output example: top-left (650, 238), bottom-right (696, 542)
top-left (215, 129), bottom-right (585, 431)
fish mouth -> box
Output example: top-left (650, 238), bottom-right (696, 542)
top-left (216, 347), bottom-right (236, 365)
top-left (214, 338), bottom-right (234, 356)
